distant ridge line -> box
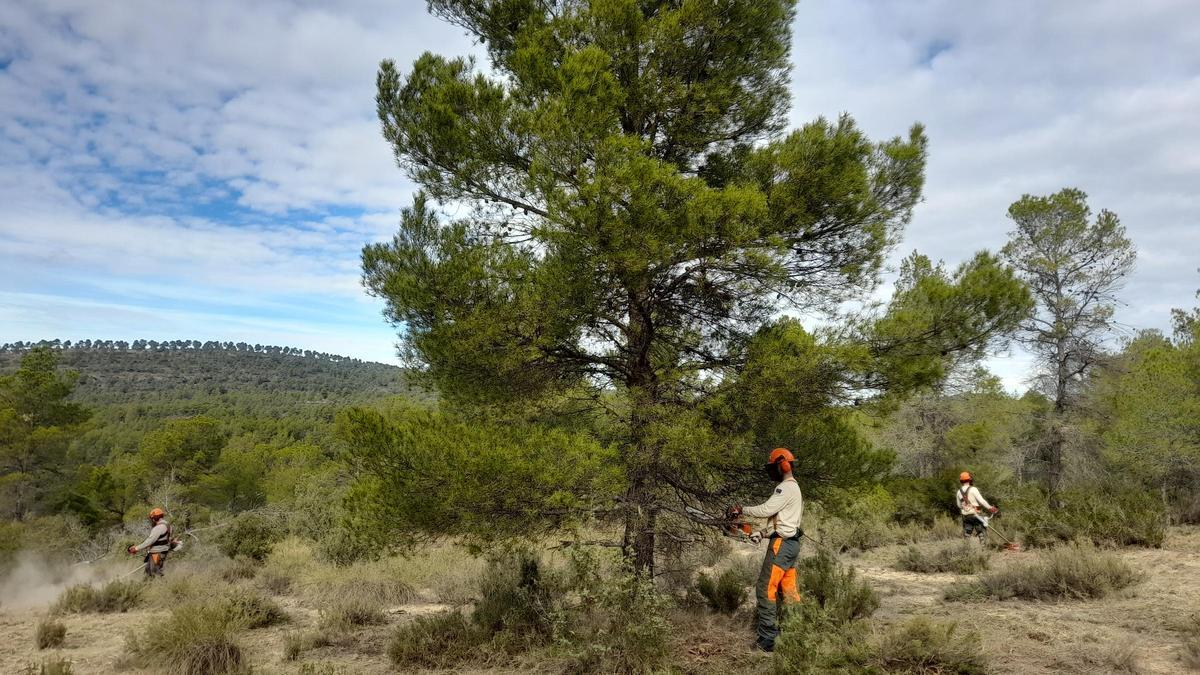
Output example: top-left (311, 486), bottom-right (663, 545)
top-left (0, 339), bottom-right (396, 368)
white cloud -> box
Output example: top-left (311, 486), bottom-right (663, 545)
top-left (0, 0), bottom-right (1197, 385)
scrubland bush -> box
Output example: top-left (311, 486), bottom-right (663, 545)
top-left (282, 629), bottom-right (345, 661)
top-left (219, 555), bottom-right (259, 581)
top-left (696, 568), bottom-right (749, 614)
top-left (799, 548), bottom-right (879, 624)
top-left (127, 601), bottom-right (247, 675)
top-left (54, 580), bottom-right (142, 614)
top-left (319, 592), bottom-right (387, 631)
top-left (1008, 486), bottom-right (1166, 548)
top-left (945, 544), bottom-right (1140, 601)
top-left (896, 541), bottom-right (991, 574)
top-left (774, 549), bottom-right (880, 673)
top-left (315, 523), bottom-right (380, 566)
top-left (20, 657), bottom-right (74, 675)
top-left (388, 611), bottom-right (484, 669)
top-left (221, 587), bottom-right (288, 628)
top-left (258, 569), bottom-right (292, 595)
top-left (473, 550), bottom-right (559, 646)
top-left (563, 571), bottom-right (671, 675)
top-left (216, 512), bottom-right (282, 561)
top-left (871, 617), bottom-right (987, 674)
top-left (35, 618), bottom-right (67, 649)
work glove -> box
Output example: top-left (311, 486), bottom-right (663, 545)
top-left (988, 506), bottom-right (998, 514)
top-left (127, 545), bottom-right (137, 555)
top-left (728, 504), bottom-right (742, 517)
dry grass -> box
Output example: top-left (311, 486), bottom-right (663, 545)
top-left (1181, 612), bottom-right (1200, 670)
top-left (1050, 641), bottom-right (1141, 673)
top-left (318, 590), bottom-right (387, 631)
top-left (19, 657), bottom-right (74, 675)
top-left (34, 619), bottom-right (66, 650)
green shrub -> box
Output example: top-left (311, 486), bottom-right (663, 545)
top-left (696, 568), bottom-right (748, 614)
top-left (776, 614), bottom-right (985, 674)
top-left (316, 524), bottom-right (380, 566)
top-left (388, 611), bottom-right (484, 670)
top-left (945, 544), bottom-right (1141, 601)
top-left (220, 587), bottom-right (289, 628)
top-left (872, 617), bottom-right (987, 674)
top-left (216, 512), bottom-right (282, 562)
top-left (53, 580), bottom-right (142, 614)
top-left (886, 476), bottom-right (954, 526)
top-left (472, 550), bottom-right (559, 647)
top-left (127, 601), bottom-right (247, 675)
top-left (20, 657), bottom-right (74, 675)
top-left (219, 556), bottom-right (258, 581)
top-left (1008, 485), bottom-right (1166, 548)
top-left (799, 548), bottom-right (879, 624)
top-left (774, 549), bottom-right (880, 673)
top-left (563, 571), bottom-right (671, 675)
top-left (896, 541), bottom-right (991, 574)
top-left (35, 619), bottom-right (66, 649)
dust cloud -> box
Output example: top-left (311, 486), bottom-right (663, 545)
top-left (0, 551), bottom-right (140, 610)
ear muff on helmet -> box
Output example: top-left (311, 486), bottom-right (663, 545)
top-left (765, 448), bottom-right (794, 480)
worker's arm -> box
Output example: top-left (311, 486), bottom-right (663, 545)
top-left (971, 487), bottom-right (995, 511)
top-left (132, 523), bottom-right (167, 553)
top-left (740, 487), bottom-right (790, 519)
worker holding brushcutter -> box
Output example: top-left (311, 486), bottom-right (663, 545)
top-left (957, 472), bottom-right (997, 542)
top-left (127, 507), bottom-right (179, 577)
top-left (729, 447), bottom-right (804, 653)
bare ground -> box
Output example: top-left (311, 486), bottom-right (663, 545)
top-left (3, 528), bottom-right (1198, 674)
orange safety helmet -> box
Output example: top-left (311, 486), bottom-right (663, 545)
top-left (768, 447), bottom-right (795, 474)
top-left (148, 507), bottom-right (166, 520)
top-left (959, 472), bottom-right (973, 483)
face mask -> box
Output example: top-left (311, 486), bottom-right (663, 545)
top-left (765, 462), bottom-right (783, 482)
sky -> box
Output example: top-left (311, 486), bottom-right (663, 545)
top-left (1, 1), bottom-right (1197, 390)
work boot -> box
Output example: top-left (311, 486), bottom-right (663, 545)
top-left (755, 638), bottom-right (774, 653)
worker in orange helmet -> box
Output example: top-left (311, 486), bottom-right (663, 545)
top-left (729, 447), bottom-right (804, 653)
top-left (127, 507), bottom-right (179, 577)
top-left (957, 472), bottom-right (997, 542)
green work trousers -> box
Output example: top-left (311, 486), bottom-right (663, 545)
top-left (754, 534), bottom-right (802, 649)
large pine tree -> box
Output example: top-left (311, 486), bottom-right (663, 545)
top-left (359, 0), bottom-right (1030, 572)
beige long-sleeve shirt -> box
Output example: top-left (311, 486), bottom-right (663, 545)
top-left (134, 522), bottom-right (172, 553)
top-left (956, 485), bottom-right (992, 516)
top-left (742, 478), bottom-right (803, 538)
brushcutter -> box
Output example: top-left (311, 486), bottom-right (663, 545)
top-left (988, 521), bottom-right (1023, 552)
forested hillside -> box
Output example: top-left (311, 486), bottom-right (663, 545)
top-left (0, 341), bottom-right (413, 532)
top-left (0, 340), bottom-right (406, 401)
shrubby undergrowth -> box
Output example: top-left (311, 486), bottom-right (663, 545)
top-left (775, 549), bottom-right (985, 673)
top-left (54, 580), bottom-right (142, 614)
top-left (896, 541), bottom-right (991, 574)
top-left (35, 618), bottom-right (66, 649)
top-left (945, 543), bottom-right (1141, 601)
